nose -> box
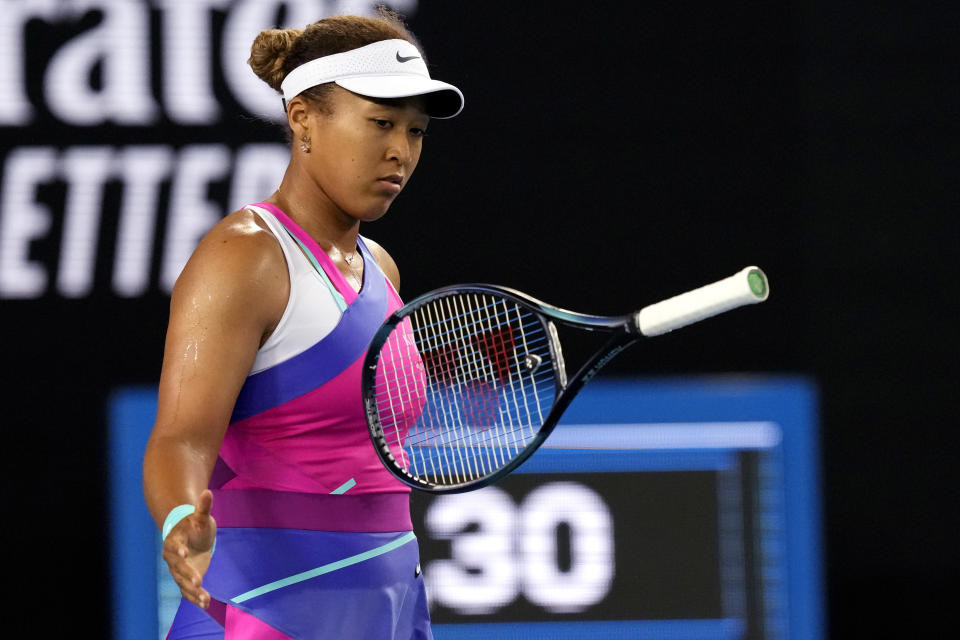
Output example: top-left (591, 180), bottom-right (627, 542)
top-left (386, 131), bottom-right (412, 166)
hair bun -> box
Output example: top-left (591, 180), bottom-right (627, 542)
top-left (248, 28), bottom-right (305, 92)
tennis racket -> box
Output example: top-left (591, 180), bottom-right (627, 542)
top-left (362, 266), bottom-right (769, 493)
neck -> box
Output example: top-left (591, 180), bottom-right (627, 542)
top-left (269, 164), bottom-right (359, 254)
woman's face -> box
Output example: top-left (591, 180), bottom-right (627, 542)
top-left (301, 87), bottom-right (429, 222)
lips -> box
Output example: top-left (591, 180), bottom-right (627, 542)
top-left (377, 174), bottom-right (404, 194)
top-left (379, 174), bottom-right (403, 186)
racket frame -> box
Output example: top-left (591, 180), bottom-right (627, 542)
top-left (362, 284), bottom-right (641, 493)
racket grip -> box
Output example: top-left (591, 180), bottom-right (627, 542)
top-left (636, 266), bottom-right (769, 337)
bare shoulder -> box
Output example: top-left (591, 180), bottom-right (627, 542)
top-left (363, 236), bottom-right (401, 292)
top-left (172, 208), bottom-right (288, 325)
top-left (193, 208), bottom-right (280, 265)
top-left (181, 208), bottom-right (282, 281)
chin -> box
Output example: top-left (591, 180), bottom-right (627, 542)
top-left (356, 202), bottom-right (395, 222)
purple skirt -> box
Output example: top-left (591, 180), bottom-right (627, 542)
top-left (166, 491), bottom-right (431, 640)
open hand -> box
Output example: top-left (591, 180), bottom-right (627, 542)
top-left (161, 490), bottom-right (217, 609)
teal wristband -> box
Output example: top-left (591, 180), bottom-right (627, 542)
top-left (162, 503), bottom-right (217, 555)
top-left (162, 504), bottom-right (196, 541)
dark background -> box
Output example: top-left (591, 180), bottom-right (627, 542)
top-left (4, 1), bottom-right (957, 637)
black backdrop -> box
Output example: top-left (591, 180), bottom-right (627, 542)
top-left (3, 1), bottom-right (957, 636)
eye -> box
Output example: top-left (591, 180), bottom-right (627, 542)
top-left (410, 127), bottom-right (427, 138)
top-left (373, 119), bottom-right (392, 129)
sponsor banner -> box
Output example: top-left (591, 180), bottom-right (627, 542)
top-left (0, 0), bottom-right (417, 299)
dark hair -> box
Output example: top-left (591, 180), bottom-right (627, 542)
top-left (248, 7), bottom-right (422, 112)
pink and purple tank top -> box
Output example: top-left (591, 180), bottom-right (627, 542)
top-left (208, 202), bottom-right (413, 532)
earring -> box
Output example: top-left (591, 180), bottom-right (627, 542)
top-left (300, 135), bottom-right (311, 153)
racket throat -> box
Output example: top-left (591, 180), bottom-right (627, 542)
top-left (578, 339), bottom-right (634, 386)
top-left (547, 321), bottom-right (567, 387)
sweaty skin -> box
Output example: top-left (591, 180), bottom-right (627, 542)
top-left (143, 87), bottom-right (420, 609)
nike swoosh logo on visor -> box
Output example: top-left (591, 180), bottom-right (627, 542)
top-left (396, 52), bottom-right (422, 63)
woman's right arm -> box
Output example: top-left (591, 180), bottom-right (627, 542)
top-left (142, 211), bottom-right (288, 608)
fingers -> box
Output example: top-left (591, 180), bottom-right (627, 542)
top-left (195, 489), bottom-right (213, 518)
top-left (177, 576), bottom-right (211, 609)
top-left (182, 582), bottom-right (211, 609)
top-left (163, 544), bottom-right (212, 609)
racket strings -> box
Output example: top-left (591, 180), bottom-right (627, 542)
top-left (387, 296), bottom-right (542, 480)
top-left (373, 293), bottom-right (557, 486)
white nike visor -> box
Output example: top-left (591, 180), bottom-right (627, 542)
top-left (280, 39), bottom-right (464, 119)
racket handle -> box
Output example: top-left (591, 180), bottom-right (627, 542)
top-left (636, 266), bottom-right (769, 337)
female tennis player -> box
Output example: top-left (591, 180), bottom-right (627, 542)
top-left (142, 8), bottom-right (463, 639)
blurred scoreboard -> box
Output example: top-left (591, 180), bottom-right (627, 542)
top-left (109, 378), bottom-right (822, 639)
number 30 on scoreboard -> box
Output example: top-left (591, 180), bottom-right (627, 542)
top-left (417, 481), bottom-right (615, 615)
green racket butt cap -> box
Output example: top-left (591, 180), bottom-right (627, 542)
top-left (747, 267), bottom-right (769, 300)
